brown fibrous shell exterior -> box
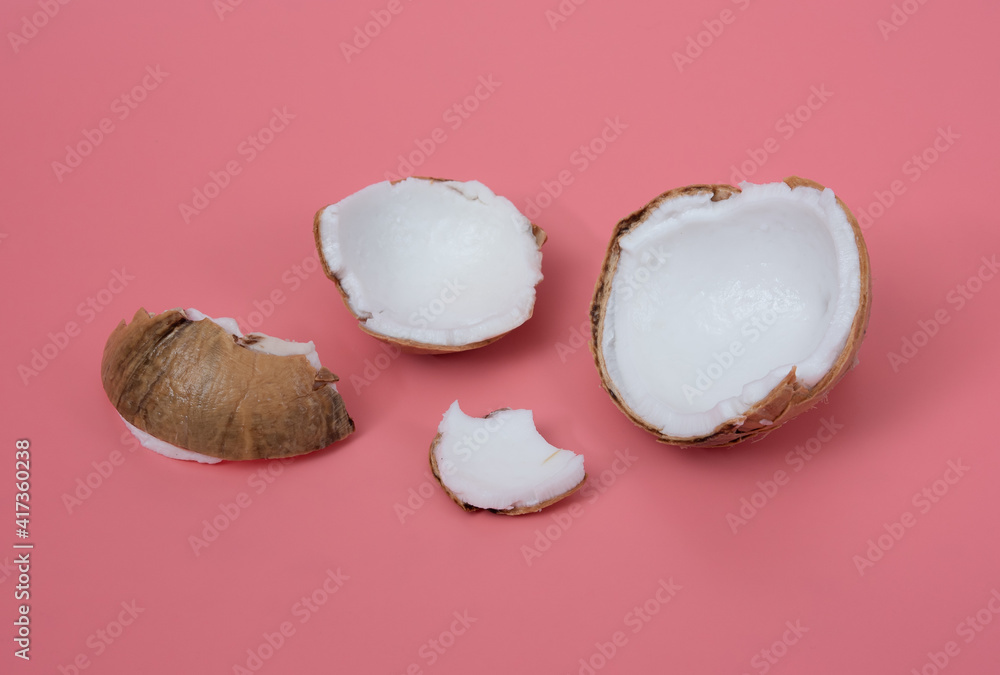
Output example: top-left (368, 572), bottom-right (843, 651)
top-left (313, 176), bottom-right (547, 355)
top-left (428, 409), bottom-right (587, 515)
top-left (101, 308), bottom-right (355, 461)
top-left (590, 176), bottom-right (872, 447)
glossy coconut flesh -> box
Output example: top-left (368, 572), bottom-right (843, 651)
top-left (600, 182), bottom-right (861, 440)
top-left (430, 402), bottom-right (585, 514)
top-left (315, 178), bottom-right (543, 348)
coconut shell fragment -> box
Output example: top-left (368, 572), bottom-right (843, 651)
top-left (590, 176), bottom-right (872, 447)
top-left (428, 402), bottom-right (587, 515)
top-left (429, 437), bottom-right (587, 515)
top-left (313, 176), bottom-right (547, 354)
top-left (101, 308), bottom-right (354, 461)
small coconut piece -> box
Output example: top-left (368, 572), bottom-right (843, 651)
top-left (101, 308), bottom-right (354, 462)
top-left (591, 177), bottom-right (872, 447)
top-left (429, 401), bottom-right (586, 515)
top-left (314, 177), bottom-right (546, 353)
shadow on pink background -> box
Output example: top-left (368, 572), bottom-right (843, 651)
top-left (1, 1), bottom-right (999, 673)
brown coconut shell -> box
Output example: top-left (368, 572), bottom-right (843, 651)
top-left (428, 409), bottom-right (587, 515)
top-left (102, 308), bottom-right (355, 461)
top-left (313, 176), bottom-right (547, 355)
top-left (590, 176), bottom-right (872, 447)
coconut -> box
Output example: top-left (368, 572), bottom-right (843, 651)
top-left (314, 177), bottom-right (546, 353)
top-left (429, 401), bottom-right (586, 515)
top-left (590, 177), bottom-right (872, 447)
top-left (101, 308), bottom-right (354, 462)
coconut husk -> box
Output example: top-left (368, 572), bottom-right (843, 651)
top-left (102, 308), bottom-right (354, 460)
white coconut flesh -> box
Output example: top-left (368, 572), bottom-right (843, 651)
top-left (316, 178), bottom-right (543, 347)
top-left (121, 417), bottom-right (223, 464)
top-left (433, 401), bottom-right (586, 512)
top-left (601, 182), bottom-right (862, 439)
top-left (122, 308), bottom-right (330, 464)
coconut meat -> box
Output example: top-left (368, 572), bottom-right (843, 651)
top-left (121, 416), bottom-right (223, 464)
top-left (600, 182), bottom-right (861, 439)
top-left (183, 308), bottom-right (323, 371)
top-left (316, 178), bottom-right (543, 346)
top-left (433, 401), bottom-right (585, 511)
top-left (122, 308), bottom-right (330, 463)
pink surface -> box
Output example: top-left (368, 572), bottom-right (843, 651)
top-left (2, 1), bottom-right (999, 673)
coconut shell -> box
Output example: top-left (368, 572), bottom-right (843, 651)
top-left (313, 176), bottom-right (547, 355)
top-left (101, 308), bottom-right (355, 461)
top-left (590, 176), bottom-right (872, 447)
top-left (428, 410), bottom-right (587, 515)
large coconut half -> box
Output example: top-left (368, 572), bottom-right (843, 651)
top-left (314, 177), bottom-right (546, 353)
top-left (591, 177), bottom-right (871, 447)
top-left (101, 308), bottom-right (355, 462)
top-left (429, 402), bottom-right (586, 515)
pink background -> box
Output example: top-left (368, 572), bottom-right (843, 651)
top-left (2, 0), bottom-right (999, 673)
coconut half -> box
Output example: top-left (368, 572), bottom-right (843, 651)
top-left (429, 401), bottom-right (586, 515)
top-left (314, 177), bottom-right (546, 353)
top-left (591, 177), bottom-right (872, 447)
top-left (101, 308), bottom-right (355, 462)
